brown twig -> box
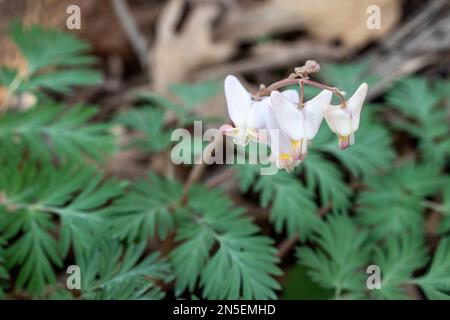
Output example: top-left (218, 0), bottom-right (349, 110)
top-left (276, 206), bottom-right (331, 259)
top-left (180, 132), bottom-right (223, 204)
top-left (277, 234), bottom-right (299, 259)
top-left (111, 0), bottom-right (149, 70)
top-left (206, 167), bottom-right (235, 188)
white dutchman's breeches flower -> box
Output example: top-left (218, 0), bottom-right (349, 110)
top-left (220, 75), bottom-right (298, 146)
top-left (267, 89), bottom-right (332, 171)
top-left (220, 74), bottom-right (368, 172)
top-left (324, 83), bottom-right (368, 149)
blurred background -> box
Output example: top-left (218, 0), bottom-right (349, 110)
top-left (1, 0), bottom-right (449, 102)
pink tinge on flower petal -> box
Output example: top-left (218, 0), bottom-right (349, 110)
top-left (300, 148), bottom-right (308, 160)
top-left (286, 160), bottom-right (301, 172)
top-left (291, 140), bottom-right (302, 161)
top-left (275, 153), bottom-right (293, 170)
top-left (254, 129), bottom-right (269, 144)
top-left (342, 108), bottom-right (353, 119)
top-left (220, 124), bottom-right (238, 137)
top-left (338, 135), bottom-right (351, 149)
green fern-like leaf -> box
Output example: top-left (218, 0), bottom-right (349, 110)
top-left (106, 173), bottom-right (182, 242)
top-left (319, 60), bottom-right (379, 104)
top-left (115, 107), bottom-right (171, 152)
top-left (438, 180), bottom-right (450, 234)
top-left (4, 21), bottom-right (100, 93)
top-left (256, 172), bottom-right (320, 239)
top-left (301, 152), bottom-right (351, 214)
top-left (357, 162), bottom-right (444, 239)
top-left (297, 214), bottom-right (371, 298)
top-left (0, 163), bottom-right (124, 294)
top-left (138, 80), bottom-right (223, 126)
top-left (170, 80), bottom-right (222, 109)
top-left (79, 241), bottom-right (171, 300)
top-left (235, 164), bottom-right (262, 194)
top-left (371, 232), bottom-right (428, 299)
top-left (0, 237), bottom-right (9, 298)
top-left (0, 104), bottom-right (117, 163)
top-left (170, 185), bottom-right (282, 299)
top-left (415, 237), bottom-right (450, 300)
top-left (1, 210), bottom-right (62, 295)
top-left (386, 77), bottom-right (450, 166)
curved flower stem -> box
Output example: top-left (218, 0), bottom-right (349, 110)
top-left (255, 77), bottom-right (347, 107)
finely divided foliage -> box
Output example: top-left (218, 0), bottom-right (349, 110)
top-left (172, 185), bottom-right (282, 299)
top-left (0, 104), bottom-right (116, 162)
top-left (5, 21), bottom-right (101, 93)
top-left (0, 23), bottom-right (449, 300)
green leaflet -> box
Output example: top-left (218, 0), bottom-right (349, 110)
top-left (371, 232), bottom-right (428, 299)
top-left (0, 104), bottom-right (117, 163)
top-left (5, 21), bottom-right (101, 93)
top-left (357, 162), bottom-right (444, 239)
top-left (0, 163), bottom-right (125, 295)
top-left (78, 241), bottom-right (171, 300)
top-left (115, 107), bottom-right (172, 152)
top-left (236, 165), bottom-right (320, 240)
top-left (170, 185), bottom-right (282, 299)
top-left (386, 77), bottom-right (450, 166)
top-left (106, 173), bottom-right (182, 242)
top-left (297, 214), bottom-right (372, 299)
top-left (415, 237), bottom-right (450, 299)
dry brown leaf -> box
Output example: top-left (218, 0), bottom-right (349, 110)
top-left (0, 88), bottom-right (8, 107)
top-left (0, 0), bottom-right (27, 73)
top-left (151, 0), bottom-right (235, 92)
top-left (297, 0), bottom-right (400, 48)
top-left (218, 0), bottom-right (401, 49)
top-left (0, 0), bottom-right (161, 61)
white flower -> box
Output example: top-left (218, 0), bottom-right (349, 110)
top-left (266, 89), bottom-right (332, 170)
top-left (324, 83), bottom-right (368, 149)
top-left (263, 112), bottom-right (301, 172)
top-left (220, 75), bottom-right (298, 146)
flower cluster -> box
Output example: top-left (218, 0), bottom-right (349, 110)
top-left (220, 63), bottom-right (368, 172)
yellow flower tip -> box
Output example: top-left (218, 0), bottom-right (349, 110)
top-left (291, 139), bottom-right (308, 161)
top-left (338, 135), bottom-right (351, 150)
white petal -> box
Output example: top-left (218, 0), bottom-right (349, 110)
top-left (224, 75), bottom-right (252, 126)
top-left (347, 83), bottom-right (368, 132)
top-left (286, 159), bottom-right (301, 172)
top-left (247, 98), bottom-right (270, 129)
top-left (281, 89), bottom-right (300, 104)
top-left (270, 91), bottom-right (304, 140)
top-left (324, 105), bottom-right (352, 136)
top-left (303, 89), bottom-right (332, 139)
top-left (233, 124), bottom-right (250, 146)
top-left (219, 124), bottom-right (239, 137)
top-left (271, 131), bottom-right (293, 156)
